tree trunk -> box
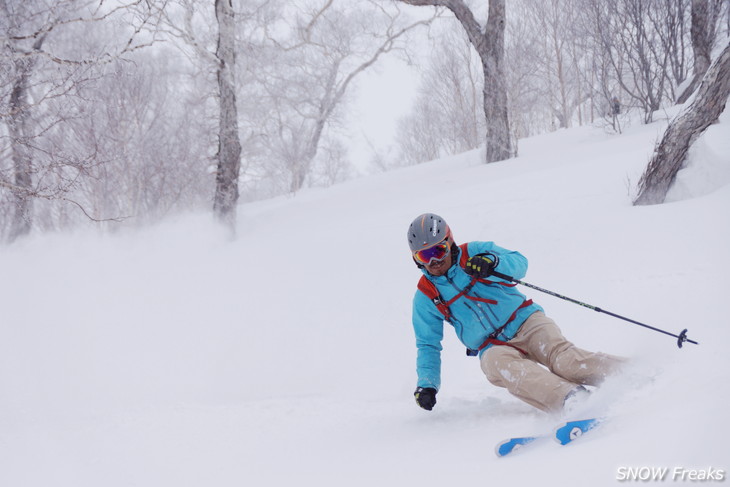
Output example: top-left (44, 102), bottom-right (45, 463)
top-left (6, 35), bottom-right (46, 243)
top-left (677, 0), bottom-right (720, 104)
top-left (481, 0), bottom-right (511, 162)
top-left (8, 69), bottom-right (33, 242)
top-left (634, 41), bottom-right (730, 206)
top-left (399, 0), bottom-right (511, 163)
top-left (212, 0), bottom-right (242, 229)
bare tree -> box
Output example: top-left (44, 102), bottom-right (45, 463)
top-left (256, 0), bottom-right (436, 193)
top-left (4, 35), bottom-right (46, 242)
top-left (634, 41), bottom-right (730, 205)
top-left (212, 0), bottom-right (242, 229)
top-left (505, 1), bottom-right (549, 138)
top-left (648, 0), bottom-right (691, 102)
top-left (577, 0), bottom-right (688, 124)
top-left (395, 89), bottom-right (447, 166)
top-left (0, 0), bottom-right (163, 241)
top-left (423, 29), bottom-right (483, 154)
top-left (394, 26), bottom-right (483, 166)
top-left (677, 0), bottom-right (724, 103)
top-left (518, 0), bottom-right (586, 130)
top-left (399, 0), bottom-right (511, 163)
top-left (159, 0), bottom-right (271, 230)
top-left (63, 51), bottom-right (213, 228)
top-left (615, 0), bottom-right (670, 123)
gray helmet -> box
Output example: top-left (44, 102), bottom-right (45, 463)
top-left (407, 213), bottom-right (452, 252)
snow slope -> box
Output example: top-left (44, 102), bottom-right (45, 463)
top-left (1, 109), bottom-right (729, 486)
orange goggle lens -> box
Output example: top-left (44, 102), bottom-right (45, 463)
top-left (413, 242), bottom-right (450, 265)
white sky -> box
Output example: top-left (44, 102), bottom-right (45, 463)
top-left (347, 52), bottom-right (421, 173)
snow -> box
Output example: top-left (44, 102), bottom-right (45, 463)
top-left (2, 108), bottom-right (729, 486)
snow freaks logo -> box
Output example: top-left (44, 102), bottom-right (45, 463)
top-left (616, 466), bottom-right (726, 482)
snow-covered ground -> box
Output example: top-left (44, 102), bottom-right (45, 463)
top-left (2, 108), bottom-right (728, 486)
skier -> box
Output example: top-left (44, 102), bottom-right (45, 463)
top-left (611, 96), bottom-right (621, 116)
top-left (408, 213), bottom-right (625, 414)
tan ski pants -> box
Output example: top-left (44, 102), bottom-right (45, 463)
top-left (480, 311), bottom-right (625, 413)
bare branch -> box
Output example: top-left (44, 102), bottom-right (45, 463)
top-left (0, 178), bottom-right (128, 223)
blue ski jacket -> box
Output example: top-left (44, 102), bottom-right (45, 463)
top-left (412, 241), bottom-right (543, 391)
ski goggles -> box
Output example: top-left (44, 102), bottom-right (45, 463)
top-left (413, 241), bottom-right (451, 265)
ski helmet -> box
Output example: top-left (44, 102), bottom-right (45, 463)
top-left (407, 213), bottom-right (452, 253)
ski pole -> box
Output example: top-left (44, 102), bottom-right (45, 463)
top-left (490, 270), bottom-right (698, 349)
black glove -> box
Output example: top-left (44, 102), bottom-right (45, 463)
top-left (464, 252), bottom-right (499, 278)
top-left (414, 387), bottom-right (437, 411)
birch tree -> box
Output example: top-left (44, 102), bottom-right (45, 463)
top-left (677, 0), bottom-right (724, 103)
top-left (579, 0), bottom-right (694, 124)
top-left (256, 0), bottom-right (436, 193)
top-left (0, 0), bottom-right (160, 241)
top-left (64, 50), bottom-right (213, 228)
top-left (398, 0), bottom-right (511, 163)
top-left (504, 1), bottom-right (548, 138)
top-left (519, 0), bottom-right (586, 130)
top-left (158, 0), bottom-right (260, 230)
top-left (212, 0), bottom-right (242, 228)
top-left (4, 35), bottom-right (46, 241)
top-left (394, 27), bottom-right (483, 166)
top-left (634, 41), bottom-right (730, 205)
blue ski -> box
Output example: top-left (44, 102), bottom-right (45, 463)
top-left (553, 418), bottom-right (602, 445)
top-left (495, 435), bottom-right (543, 457)
top-left (495, 418), bottom-right (603, 457)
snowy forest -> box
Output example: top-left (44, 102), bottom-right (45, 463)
top-left (3, 2), bottom-right (730, 485)
top-left (2, 0), bottom-right (729, 242)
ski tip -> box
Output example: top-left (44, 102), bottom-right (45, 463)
top-left (495, 439), bottom-right (510, 457)
top-left (495, 436), bottom-right (539, 457)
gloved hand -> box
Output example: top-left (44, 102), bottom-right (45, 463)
top-left (414, 387), bottom-right (437, 411)
top-left (464, 252), bottom-right (499, 278)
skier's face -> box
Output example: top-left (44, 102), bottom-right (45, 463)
top-left (424, 248), bottom-right (452, 276)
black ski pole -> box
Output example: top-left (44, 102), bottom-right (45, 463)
top-left (490, 270), bottom-right (698, 349)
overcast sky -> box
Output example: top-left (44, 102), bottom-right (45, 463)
top-left (347, 37), bottom-right (423, 173)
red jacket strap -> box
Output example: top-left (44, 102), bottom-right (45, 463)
top-left (458, 243), bottom-right (470, 268)
top-left (417, 276), bottom-right (452, 321)
top-left (417, 275), bottom-right (438, 298)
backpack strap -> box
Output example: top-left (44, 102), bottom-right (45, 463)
top-left (417, 243), bottom-right (473, 322)
top-left (416, 243), bottom-right (514, 322)
top-left (474, 298), bottom-right (534, 355)
top-left (417, 276), bottom-right (452, 322)
top-left (459, 242), bottom-right (470, 267)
